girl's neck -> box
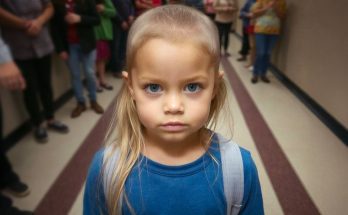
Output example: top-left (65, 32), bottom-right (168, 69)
top-left (142, 131), bottom-right (209, 166)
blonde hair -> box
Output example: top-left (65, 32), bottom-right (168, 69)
top-left (102, 5), bottom-right (227, 215)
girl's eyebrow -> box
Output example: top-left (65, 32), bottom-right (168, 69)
top-left (184, 75), bottom-right (210, 82)
top-left (137, 76), bottom-right (163, 83)
top-left (137, 74), bottom-right (210, 83)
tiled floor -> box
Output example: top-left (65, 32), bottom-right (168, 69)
top-left (3, 35), bottom-right (348, 215)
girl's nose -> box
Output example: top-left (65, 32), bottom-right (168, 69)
top-left (163, 93), bottom-right (184, 114)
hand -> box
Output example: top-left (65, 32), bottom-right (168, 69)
top-left (96, 4), bottom-right (105, 13)
top-left (59, 51), bottom-right (69, 61)
top-left (26, 19), bottom-right (43, 36)
top-left (128, 16), bottom-right (134, 24)
top-left (121, 21), bottom-right (129, 30)
top-left (0, 62), bottom-right (26, 90)
top-left (65, 12), bottom-right (81, 24)
top-left (22, 20), bottom-right (32, 31)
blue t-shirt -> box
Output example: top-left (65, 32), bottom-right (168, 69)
top-left (84, 135), bottom-right (264, 215)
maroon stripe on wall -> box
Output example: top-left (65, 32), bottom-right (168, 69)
top-left (35, 99), bottom-right (116, 215)
top-left (221, 57), bottom-right (320, 214)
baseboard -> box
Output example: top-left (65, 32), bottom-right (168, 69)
top-left (269, 66), bottom-right (348, 145)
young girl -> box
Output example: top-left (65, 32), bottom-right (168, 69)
top-left (94, 0), bottom-right (117, 92)
top-left (84, 5), bottom-right (263, 215)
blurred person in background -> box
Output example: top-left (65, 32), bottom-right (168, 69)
top-left (107, 0), bottom-right (135, 78)
top-left (237, 0), bottom-right (256, 62)
top-left (50, 0), bottom-right (104, 117)
top-left (0, 33), bottom-right (33, 215)
top-left (0, 0), bottom-right (69, 143)
top-left (94, 0), bottom-right (116, 92)
top-left (250, 0), bottom-right (286, 83)
top-left (213, 0), bottom-right (239, 56)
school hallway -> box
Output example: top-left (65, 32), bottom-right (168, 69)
top-left (3, 35), bottom-right (348, 215)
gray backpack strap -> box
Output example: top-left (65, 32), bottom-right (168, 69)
top-left (218, 134), bottom-right (244, 215)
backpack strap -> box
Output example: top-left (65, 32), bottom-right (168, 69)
top-left (218, 134), bottom-right (244, 215)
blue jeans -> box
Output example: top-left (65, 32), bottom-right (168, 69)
top-left (253, 34), bottom-right (278, 76)
top-left (67, 44), bottom-right (97, 103)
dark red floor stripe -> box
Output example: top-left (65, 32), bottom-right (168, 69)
top-left (35, 99), bottom-right (116, 215)
top-left (221, 57), bottom-right (320, 214)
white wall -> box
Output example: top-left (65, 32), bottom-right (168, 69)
top-left (236, 0), bottom-right (348, 128)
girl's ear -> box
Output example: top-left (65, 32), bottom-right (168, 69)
top-left (212, 70), bottom-right (225, 99)
top-left (218, 70), bottom-right (224, 80)
top-left (122, 71), bottom-right (135, 98)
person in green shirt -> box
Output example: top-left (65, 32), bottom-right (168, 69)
top-left (94, 0), bottom-right (117, 92)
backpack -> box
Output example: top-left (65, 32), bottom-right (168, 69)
top-left (218, 134), bottom-right (244, 215)
top-left (103, 133), bottom-right (244, 215)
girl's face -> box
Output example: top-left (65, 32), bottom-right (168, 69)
top-left (125, 39), bottom-right (222, 146)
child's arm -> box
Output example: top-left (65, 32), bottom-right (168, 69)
top-left (239, 149), bottom-right (264, 215)
top-left (83, 150), bottom-right (108, 215)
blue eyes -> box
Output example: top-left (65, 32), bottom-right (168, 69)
top-left (185, 83), bottom-right (201, 92)
top-left (144, 83), bottom-right (201, 94)
top-left (145, 84), bottom-right (162, 93)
